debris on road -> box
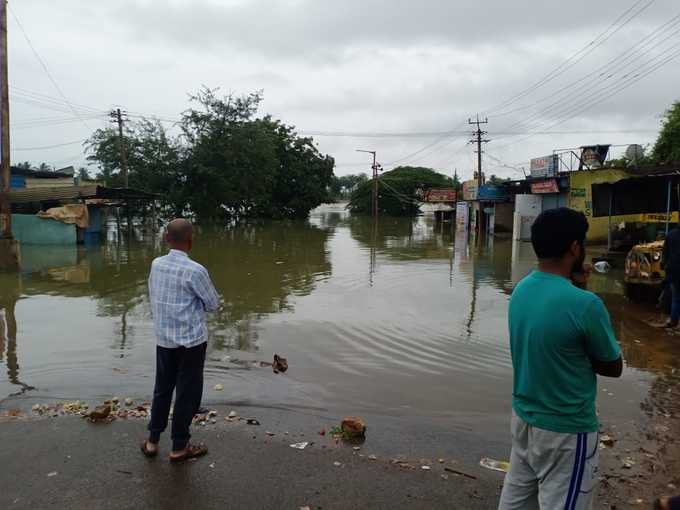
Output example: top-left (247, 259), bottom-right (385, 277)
top-left (368, 454), bottom-right (377, 461)
top-left (246, 418), bottom-right (260, 426)
top-left (124, 398), bottom-right (133, 406)
top-left (444, 466), bottom-right (478, 480)
top-left (228, 410), bottom-right (238, 419)
top-left (479, 457), bottom-right (510, 473)
top-left (421, 465), bottom-right (432, 470)
top-left (214, 384), bottom-right (224, 391)
top-left (341, 417), bottom-right (366, 438)
top-left (47, 472), bottom-right (58, 477)
top-left (290, 442), bottom-right (310, 450)
top-left (622, 457), bottom-right (636, 469)
top-left (600, 434), bottom-right (616, 448)
top-left (273, 354), bottom-right (288, 374)
top-left (333, 461), bottom-right (342, 467)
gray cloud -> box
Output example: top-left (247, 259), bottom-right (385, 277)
top-left (6, 0), bottom-right (680, 180)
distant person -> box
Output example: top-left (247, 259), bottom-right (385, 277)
top-left (662, 225), bottom-right (680, 327)
top-left (498, 208), bottom-right (623, 510)
top-left (140, 218), bottom-right (220, 462)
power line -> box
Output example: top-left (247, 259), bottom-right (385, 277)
top-left (482, 0), bottom-right (656, 116)
top-left (12, 139), bottom-right (86, 151)
top-left (8, 5), bottom-right (94, 131)
top-left (494, 16), bottom-right (680, 136)
top-left (495, 42), bottom-right (680, 149)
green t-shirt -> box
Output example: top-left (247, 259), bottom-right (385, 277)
top-left (509, 271), bottom-right (621, 433)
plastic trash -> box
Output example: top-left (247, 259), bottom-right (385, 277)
top-left (480, 457), bottom-right (510, 473)
top-left (290, 442), bottom-right (309, 450)
top-left (593, 261), bottom-right (611, 274)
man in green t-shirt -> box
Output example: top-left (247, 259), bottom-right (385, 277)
top-left (498, 208), bottom-right (622, 510)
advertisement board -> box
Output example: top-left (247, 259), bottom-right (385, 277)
top-left (462, 180), bottom-right (478, 201)
top-left (424, 188), bottom-right (456, 203)
top-left (530, 155), bottom-right (559, 178)
top-left (456, 202), bottom-right (469, 231)
top-left (530, 179), bottom-right (560, 194)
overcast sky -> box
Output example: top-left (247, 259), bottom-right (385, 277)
top-left (7, 0), bottom-right (680, 181)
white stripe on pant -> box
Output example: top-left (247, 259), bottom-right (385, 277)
top-left (498, 413), bottom-right (599, 510)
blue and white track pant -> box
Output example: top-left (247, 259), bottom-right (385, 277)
top-left (498, 413), bottom-right (599, 510)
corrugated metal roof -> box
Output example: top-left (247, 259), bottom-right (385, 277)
top-left (6, 186), bottom-right (158, 204)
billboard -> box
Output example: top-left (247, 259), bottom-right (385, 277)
top-left (530, 155), bottom-right (559, 178)
top-left (462, 180), bottom-right (478, 201)
top-left (423, 188), bottom-right (456, 203)
top-left (579, 145), bottom-right (610, 169)
top-left (478, 184), bottom-right (508, 201)
top-left (530, 179), bottom-right (560, 194)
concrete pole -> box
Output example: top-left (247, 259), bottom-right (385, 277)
top-left (0, 0), bottom-right (11, 238)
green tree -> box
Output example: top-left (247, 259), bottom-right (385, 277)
top-left (348, 166), bottom-right (453, 216)
top-left (85, 88), bottom-right (335, 221)
top-left (329, 173), bottom-right (369, 200)
top-left (651, 101), bottom-right (680, 164)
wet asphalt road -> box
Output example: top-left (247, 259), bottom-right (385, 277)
top-left (0, 414), bottom-right (502, 510)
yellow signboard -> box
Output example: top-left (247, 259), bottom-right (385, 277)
top-left (641, 212), bottom-right (680, 223)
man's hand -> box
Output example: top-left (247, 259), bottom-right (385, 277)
top-left (571, 263), bottom-right (592, 290)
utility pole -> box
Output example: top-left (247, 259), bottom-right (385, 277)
top-left (468, 115), bottom-right (489, 188)
top-left (468, 116), bottom-right (490, 236)
top-left (0, 0), bottom-right (11, 238)
top-left (356, 149), bottom-right (380, 219)
top-left (0, 0), bottom-right (19, 270)
top-left (110, 108), bottom-right (129, 188)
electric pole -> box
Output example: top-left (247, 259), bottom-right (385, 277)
top-left (468, 115), bottom-right (489, 189)
top-left (0, 0), bottom-right (11, 238)
top-left (468, 116), bottom-right (490, 236)
top-left (110, 108), bottom-right (129, 188)
top-left (356, 149), bottom-right (380, 219)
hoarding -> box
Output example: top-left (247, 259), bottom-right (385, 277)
top-left (530, 179), bottom-right (560, 194)
top-left (456, 202), bottom-right (469, 231)
top-left (530, 155), bottom-right (559, 178)
top-left (478, 184), bottom-right (508, 201)
top-left (462, 180), bottom-right (478, 201)
top-left (580, 145), bottom-right (610, 169)
top-left (423, 188), bottom-right (456, 203)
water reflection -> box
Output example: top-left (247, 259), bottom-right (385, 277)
top-left (0, 206), bottom-right (678, 446)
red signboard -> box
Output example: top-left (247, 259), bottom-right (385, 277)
top-left (530, 179), bottom-right (559, 194)
top-left (424, 188), bottom-right (457, 203)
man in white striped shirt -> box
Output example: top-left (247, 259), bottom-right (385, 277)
top-left (141, 218), bottom-right (220, 463)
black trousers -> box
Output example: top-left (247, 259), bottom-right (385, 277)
top-left (148, 342), bottom-right (207, 451)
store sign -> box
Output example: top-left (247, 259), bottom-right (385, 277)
top-left (462, 180), bottom-right (478, 201)
top-left (478, 184), bottom-right (507, 201)
top-left (570, 188), bottom-right (586, 198)
top-left (530, 179), bottom-right (560, 194)
top-left (424, 188), bottom-right (456, 203)
top-left (642, 212), bottom-right (680, 223)
top-left (530, 155), bottom-right (559, 178)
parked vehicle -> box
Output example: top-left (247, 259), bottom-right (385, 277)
top-left (624, 240), bottom-right (665, 302)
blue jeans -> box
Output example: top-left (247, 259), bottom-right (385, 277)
top-left (672, 283), bottom-right (680, 324)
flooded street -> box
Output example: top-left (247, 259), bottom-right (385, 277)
top-left (1, 204), bottom-right (678, 461)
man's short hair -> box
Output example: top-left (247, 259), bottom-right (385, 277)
top-left (166, 219), bottom-right (193, 244)
top-left (531, 208), bottom-right (589, 259)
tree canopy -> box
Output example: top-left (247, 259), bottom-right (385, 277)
top-left (651, 101), bottom-right (680, 164)
top-left (348, 166), bottom-right (453, 216)
top-left (86, 89), bottom-right (335, 221)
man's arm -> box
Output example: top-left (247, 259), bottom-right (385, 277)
top-left (583, 297), bottom-right (623, 379)
top-left (191, 268), bottom-right (220, 312)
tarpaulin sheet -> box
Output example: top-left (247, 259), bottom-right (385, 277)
top-left (37, 203), bottom-right (89, 229)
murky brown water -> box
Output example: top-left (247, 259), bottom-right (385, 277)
top-left (1, 204), bottom-right (678, 455)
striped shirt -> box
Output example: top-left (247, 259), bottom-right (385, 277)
top-left (148, 249), bottom-right (220, 349)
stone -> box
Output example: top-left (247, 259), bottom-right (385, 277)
top-left (341, 417), bottom-right (367, 438)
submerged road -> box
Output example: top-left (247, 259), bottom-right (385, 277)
top-left (0, 414), bottom-right (502, 510)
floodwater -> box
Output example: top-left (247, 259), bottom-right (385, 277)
top-left (1, 204), bottom-right (678, 457)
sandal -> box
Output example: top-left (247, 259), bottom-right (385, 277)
top-left (140, 440), bottom-right (158, 458)
top-left (169, 443), bottom-right (208, 463)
